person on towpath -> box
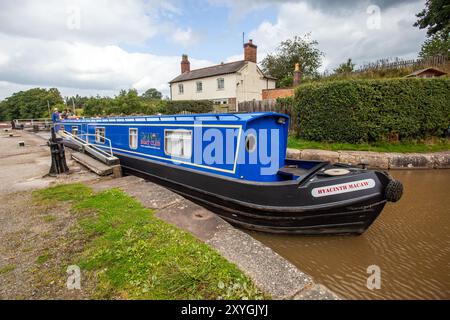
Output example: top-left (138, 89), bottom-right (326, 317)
top-left (52, 108), bottom-right (61, 132)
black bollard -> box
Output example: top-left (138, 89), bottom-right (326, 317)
top-left (48, 127), bottom-right (69, 175)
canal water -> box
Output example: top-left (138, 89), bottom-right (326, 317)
top-left (249, 170), bottom-right (450, 300)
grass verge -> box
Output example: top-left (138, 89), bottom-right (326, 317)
top-left (288, 136), bottom-right (450, 153)
top-left (33, 183), bottom-right (265, 300)
top-left (0, 265), bottom-right (15, 274)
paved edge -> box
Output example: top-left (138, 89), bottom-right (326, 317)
top-left (90, 176), bottom-right (341, 300)
top-left (287, 148), bottom-right (450, 169)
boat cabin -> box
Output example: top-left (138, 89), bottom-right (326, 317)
top-left (57, 113), bottom-right (290, 182)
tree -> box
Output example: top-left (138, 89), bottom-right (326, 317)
top-left (260, 34), bottom-right (324, 87)
top-left (83, 95), bottom-right (113, 116)
top-left (0, 88), bottom-right (63, 121)
top-left (414, 0), bottom-right (450, 58)
top-left (414, 0), bottom-right (450, 38)
top-left (419, 32), bottom-right (450, 58)
top-left (142, 88), bottom-right (162, 100)
top-left (64, 94), bottom-right (89, 110)
top-left (334, 58), bottom-right (356, 75)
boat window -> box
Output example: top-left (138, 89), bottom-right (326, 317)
top-left (129, 128), bottom-right (138, 150)
top-left (245, 134), bottom-right (257, 153)
top-left (164, 130), bottom-right (192, 159)
top-left (71, 127), bottom-right (78, 136)
top-left (95, 127), bottom-right (105, 144)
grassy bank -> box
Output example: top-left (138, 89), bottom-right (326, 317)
top-left (288, 136), bottom-right (450, 153)
top-left (33, 183), bottom-right (265, 300)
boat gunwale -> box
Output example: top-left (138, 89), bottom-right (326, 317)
top-left (117, 151), bottom-right (386, 213)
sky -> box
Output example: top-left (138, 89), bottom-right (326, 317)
top-left (0, 0), bottom-right (427, 99)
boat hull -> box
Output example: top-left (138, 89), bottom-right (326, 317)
top-left (114, 152), bottom-right (390, 235)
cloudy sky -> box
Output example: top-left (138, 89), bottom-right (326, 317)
top-left (0, 0), bottom-right (427, 99)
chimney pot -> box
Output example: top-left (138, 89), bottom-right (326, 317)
top-left (293, 62), bottom-right (302, 86)
top-left (244, 40), bottom-right (257, 63)
top-left (181, 54), bottom-right (190, 74)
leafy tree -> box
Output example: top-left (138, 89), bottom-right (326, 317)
top-left (414, 0), bottom-right (450, 58)
top-left (414, 0), bottom-right (450, 38)
top-left (0, 88), bottom-right (63, 121)
top-left (83, 95), bottom-right (113, 116)
top-left (64, 94), bottom-right (89, 110)
top-left (261, 34), bottom-right (324, 87)
top-left (83, 89), bottom-right (166, 117)
top-left (419, 32), bottom-right (450, 58)
top-left (142, 88), bottom-right (162, 100)
top-left (334, 58), bottom-right (356, 75)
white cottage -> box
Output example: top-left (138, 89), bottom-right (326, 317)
top-left (169, 40), bottom-right (276, 111)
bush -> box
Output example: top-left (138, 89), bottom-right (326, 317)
top-left (165, 100), bottom-right (213, 114)
top-left (294, 78), bottom-right (450, 143)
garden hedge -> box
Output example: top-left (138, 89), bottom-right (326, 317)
top-left (165, 100), bottom-right (213, 114)
top-left (294, 78), bottom-right (450, 143)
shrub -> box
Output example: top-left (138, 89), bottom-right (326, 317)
top-left (294, 78), bottom-right (450, 143)
top-left (165, 100), bottom-right (213, 114)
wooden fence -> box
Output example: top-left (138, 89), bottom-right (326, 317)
top-left (356, 55), bottom-right (449, 72)
top-left (238, 99), bottom-right (297, 132)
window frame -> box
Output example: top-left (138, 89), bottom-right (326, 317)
top-left (178, 83), bottom-right (184, 94)
top-left (95, 127), bottom-right (106, 144)
top-left (196, 81), bottom-right (203, 93)
top-left (217, 77), bottom-right (225, 90)
top-left (164, 129), bottom-right (192, 159)
top-left (129, 128), bottom-right (138, 150)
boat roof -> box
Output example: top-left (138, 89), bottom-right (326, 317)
top-left (59, 112), bottom-right (289, 124)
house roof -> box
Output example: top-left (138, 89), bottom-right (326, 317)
top-left (169, 60), bottom-right (276, 83)
top-left (405, 67), bottom-right (448, 77)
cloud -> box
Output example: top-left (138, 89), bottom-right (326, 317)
top-left (0, 0), bottom-right (209, 99)
top-left (247, 0), bottom-right (426, 71)
top-left (171, 27), bottom-right (200, 47)
top-left (0, 0), bottom-right (176, 45)
top-left (0, 34), bottom-right (213, 98)
top-left (0, 0), bottom-right (428, 100)
top-left (211, 0), bottom-right (416, 14)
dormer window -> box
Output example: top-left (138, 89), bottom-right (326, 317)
top-left (217, 78), bottom-right (224, 90)
top-left (196, 81), bottom-right (202, 93)
top-left (178, 83), bottom-right (184, 94)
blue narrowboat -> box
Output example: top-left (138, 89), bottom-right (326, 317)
top-left (57, 112), bottom-right (403, 235)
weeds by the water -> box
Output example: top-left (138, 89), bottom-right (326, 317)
top-left (33, 184), bottom-right (265, 300)
top-left (288, 137), bottom-right (450, 153)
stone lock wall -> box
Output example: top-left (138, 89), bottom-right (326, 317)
top-left (286, 148), bottom-right (450, 169)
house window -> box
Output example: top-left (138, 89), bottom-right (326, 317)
top-left (196, 81), bottom-right (202, 92)
top-left (71, 126), bottom-right (78, 136)
top-left (217, 78), bottom-right (225, 90)
top-left (213, 99), bottom-right (227, 105)
top-left (178, 83), bottom-right (184, 94)
top-left (95, 127), bottom-right (105, 144)
top-left (164, 130), bottom-right (192, 159)
top-left (129, 128), bottom-right (138, 149)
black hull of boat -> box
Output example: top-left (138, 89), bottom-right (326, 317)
top-left (114, 152), bottom-right (390, 235)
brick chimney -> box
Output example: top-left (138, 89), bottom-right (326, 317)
top-left (244, 39), bottom-right (257, 63)
top-left (293, 62), bottom-right (302, 86)
top-left (181, 54), bottom-right (190, 74)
